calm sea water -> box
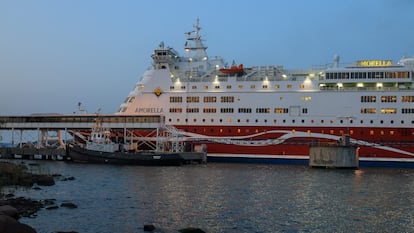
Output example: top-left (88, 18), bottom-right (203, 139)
top-left (5, 160), bottom-right (414, 233)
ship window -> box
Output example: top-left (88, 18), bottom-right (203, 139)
top-left (321, 120), bottom-right (324, 123)
top-left (211, 119), bottom-right (214, 122)
top-left (255, 119), bottom-right (258, 123)
top-left (300, 84), bottom-right (305, 89)
top-left (360, 120), bottom-right (363, 124)
top-left (186, 96), bottom-right (200, 103)
top-left (381, 96), bottom-right (397, 102)
top-left (237, 119), bottom-right (240, 123)
top-left (170, 86), bottom-right (174, 90)
top-left (402, 96), bottom-right (414, 102)
top-left (361, 96), bottom-right (376, 102)
top-left (292, 119), bottom-right (295, 123)
top-left (250, 85), bottom-right (256, 89)
top-left (275, 84), bottom-right (280, 89)
top-left (246, 119), bottom-right (250, 123)
top-left (192, 86), bottom-right (197, 89)
top-left (381, 108), bottom-right (397, 114)
top-left (283, 119), bottom-right (286, 123)
top-left (301, 119), bottom-right (305, 123)
top-left (264, 119), bottom-right (267, 123)
top-left (262, 85), bottom-right (268, 89)
top-left (370, 120), bottom-right (374, 124)
top-left (181, 86), bottom-right (186, 90)
top-left (287, 84), bottom-right (292, 89)
top-left (221, 96), bottom-right (235, 103)
top-left (340, 120), bottom-right (343, 124)
top-left (194, 119), bottom-right (197, 122)
top-left (215, 85), bottom-right (220, 89)
top-left (390, 120), bottom-right (394, 124)
top-left (204, 96), bottom-right (217, 102)
top-left (203, 85), bottom-right (208, 90)
top-left (168, 118), bottom-right (172, 122)
top-left (370, 130), bottom-right (374, 135)
top-left (238, 85), bottom-right (244, 89)
top-left (227, 85), bottom-right (232, 89)
top-left (202, 119), bottom-right (205, 122)
top-left (401, 120), bottom-right (404, 124)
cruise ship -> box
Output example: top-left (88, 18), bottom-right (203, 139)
top-left (117, 19), bottom-right (414, 166)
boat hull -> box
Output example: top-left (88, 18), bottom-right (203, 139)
top-left (66, 144), bottom-right (185, 166)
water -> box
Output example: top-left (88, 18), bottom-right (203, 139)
top-left (5, 161), bottom-right (414, 233)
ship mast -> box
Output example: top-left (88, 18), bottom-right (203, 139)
top-left (184, 18), bottom-right (208, 61)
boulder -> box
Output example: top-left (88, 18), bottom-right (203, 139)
top-left (61, 202), bottom-right (77, 209)
top-left (0, 205), bottom-right (19, 219)
top-left (33, 175), bottom-right (55, 186)
top-left (143, 224), bottom-right (156, 231)
top-left (178, 227), bottom-right (206, 233)
top-left (0, 215), bottom-right (37, 233)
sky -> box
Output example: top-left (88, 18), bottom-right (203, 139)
top-left (0, 0), bottom-right (413, 115)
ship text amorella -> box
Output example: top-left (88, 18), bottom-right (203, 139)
top-left (117, 19), bottom-right (414, 167)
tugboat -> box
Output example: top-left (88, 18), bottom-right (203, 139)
top-left (66, 118), bottom-right (185, 166)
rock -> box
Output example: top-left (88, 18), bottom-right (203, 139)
top-left (0, 205), bottom-right (19, 219)
top-left (33, 175), bottom-right (55, 186)
top-left (45, 205), bottom-right (59, 210)
top-left (5, 194), bottom-right (14, 199)
top-left (178, 227), bottom-right (206, 233)
top-left (143, 224), bottom-right (156, 231)
top-left (0, 215), bottom-right (37, 233)
top-left (60, 202), bottom-right (77, 209)
top-left (4, 197), bottom-right (44, 218)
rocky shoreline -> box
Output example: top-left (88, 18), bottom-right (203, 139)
top-left (0, 161), bottom-right (207, 233)
top-left (0, 161), bottom-right (78, 233)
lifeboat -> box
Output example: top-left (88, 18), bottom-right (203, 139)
top-left (220, 64), bottom-right (244, 76)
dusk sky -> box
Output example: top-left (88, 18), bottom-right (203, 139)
top-left (1, 0), bottom-right (413, 115)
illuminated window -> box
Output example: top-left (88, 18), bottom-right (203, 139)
top-left (287, 84), bottom-right (292, 89)
top-left (203, 108), bottom-right (216, 113)
top-left (204, 96), bottom-right (217, 102)
top-left (361, 108), bottom-right (377, 114)
top-left (221, 96), bottom-right (235, 103)
top-left (250, 85), bottom-right (256, 89)
top-left (186, 96), bottom-right (200, 103)
top-left (192, 86), bottom-right (197, 89)
top-left (301, 96), bottom-right (312, 101)
top-left (370, 130), bottom-right (374, 135)
top-left (381, 96), bottom-right (397, 102)
top-left (238, 85), bottom-right (244, 89)
top-left (381, 108), bottom-right (397, 114)
top-left (170, 96), bottom-right (183, 103)
top-left (300, 84), bottom-right (305, 89)
top-left (274, 108), bottom-right (288, 114)
top-left (274, 84), bottom-right (280, 89)
top-left (169, 108), bottom-right (182, 113)
top-left (186, 108), bottom-right (199, 113)
top-left (204, 85), bottom-right (208, 90)
top-left (402, 96), bottom-right (414, 102)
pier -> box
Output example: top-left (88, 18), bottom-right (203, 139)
top-left (0, 114), bottom-right (206, 163)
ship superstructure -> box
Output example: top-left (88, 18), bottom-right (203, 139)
top-left (117, 19), bottom-right (414, 166)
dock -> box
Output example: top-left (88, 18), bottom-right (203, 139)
top-left (0, 114), bottom-right (206, 164)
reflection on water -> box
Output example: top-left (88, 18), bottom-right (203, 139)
top-left (5, 161), bottom-right (414, 233)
